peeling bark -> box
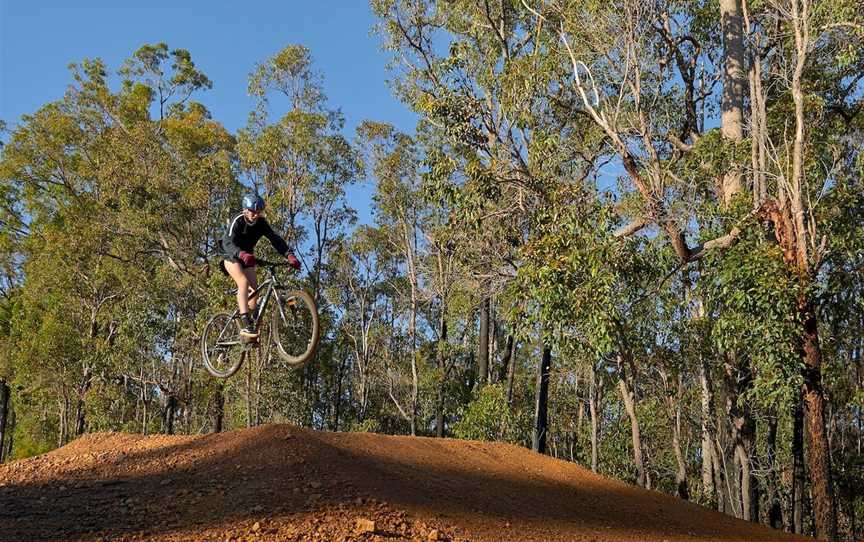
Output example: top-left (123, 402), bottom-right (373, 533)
top-left (801, 302), bottom-right (838, 541)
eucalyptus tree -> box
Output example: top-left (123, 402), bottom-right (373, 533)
top-left (0, 44), bottom-right (236, 450)
top-left (327, 226), bottom-right (396, 426)
top-left (422, 213), bottom-right (469, 437)
top-left (357, 121), bottom-right (429, 434)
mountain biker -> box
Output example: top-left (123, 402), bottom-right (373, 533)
top-left (220, 193), bottom-right (301, 338)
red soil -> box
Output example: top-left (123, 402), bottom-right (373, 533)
top-left (0, 424), bottom-right (809, 541)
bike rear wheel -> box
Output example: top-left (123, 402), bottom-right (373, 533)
top-left (201, 312), bottom-right (247, 378)
top-left (271, 289), bottom-right (320, 367)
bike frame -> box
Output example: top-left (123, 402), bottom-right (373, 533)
top-left (229, 262), bottom-right (294, 332)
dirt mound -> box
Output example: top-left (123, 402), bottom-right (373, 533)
top-left (0, 425), bottom-right (806, 541)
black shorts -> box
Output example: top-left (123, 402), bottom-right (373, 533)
top-left (219, 256), bottom-right (254, 276)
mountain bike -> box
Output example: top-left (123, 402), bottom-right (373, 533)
top-left (201, 260), bottom-right (320, 378)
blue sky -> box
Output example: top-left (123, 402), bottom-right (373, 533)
top-left (1, 1), bottom-right (418, 225)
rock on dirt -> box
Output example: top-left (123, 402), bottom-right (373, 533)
top-left (355, 518), bottom-right (376, 534)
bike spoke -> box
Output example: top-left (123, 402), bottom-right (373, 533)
top-left (272, 290), bottom-right (318, 364)
top-left (203, 313), bottom-right (246, 378)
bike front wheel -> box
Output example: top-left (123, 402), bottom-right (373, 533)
top-left (271, 289), bottom-right (320, 367)
top-left (201, 312), bottom-right (247, 378)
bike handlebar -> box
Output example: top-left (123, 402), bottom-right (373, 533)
top-left (256, 259), bottom-right (299, 272)
top-left (256, 259), bottom-right (287, 267)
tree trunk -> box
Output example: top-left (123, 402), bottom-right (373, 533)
top-left (212, 383), bottom-right (225, 434)
top-left (576, 397), bottom-right (584, 462)
top-left (332, 353), bottom-right (348, 431)
top-left (801, 303), bottom-right (838, 541)
top-left (0, 379), bottom-right (9, 463)
top-left (672, 411), bottom-right (689, 499)
top-left (255, 377), bottom-right (263, 427)
top-left (661, 369), bottom-right (689, 500)
top-left (489, 301), bottom-right (499, 384)
top-left (767, 414), bottom-right (783, 529)
top-left (164, 394), bottom-right (177, 435)
top-left (532, 344), bottom-right (552, 454)
top-left (5, 408), bottom-right (14, 460)
top-left (719, 0), bottom-right (746, 203)
top-left (618, 353), bottom-right (646, 488)
top-left (59, 394), bottom-right (69, 447)
top-left (746, 21), bottom-right (768, 208)
top-left (184, 358), bottom-right (194, 434)
top-left (436, 310), bottom-right (448, 438)
top-left (477, 297), bottom-right (490, 386)
top-left (409, 286), bottom-right (419, 436)
top-left (785, 4), bottom-right (837, 532)
top-left (303, 362), bottom-right (316, 428)
top-left (141, 394), bottom-right (149, 436)
top-left (588, 368), bottom-right (600, 472)
top-left (74, 366), bottom-right (92, 436)
top-left (245, 362), bottom-right (253, 428)
top-left (692, 285), bottom-right (721, 509)
top-left (734, 440), bottom-right (753, 520)
top-left (715, 405), bottom-right (733, 515)
top-left (498, 335), bottom-right (514, 385)
top-left (724, 353), bottom-right (757, 521)
top-left (792, 396), bottom-right (806, 534)
top-left (506, 337), bottom-right (517, 407)
top-left (699, 357), bottom-right (719, 507)
top-left (466, 350), bottom-right (476, 393)
top-left (74, 398), bottom-right (87, 436)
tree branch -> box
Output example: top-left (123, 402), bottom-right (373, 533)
top-left (614, 218), bottom-right (650, 238)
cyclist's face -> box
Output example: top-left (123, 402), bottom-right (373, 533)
top-left (244, 208), bottom-right (262, 221)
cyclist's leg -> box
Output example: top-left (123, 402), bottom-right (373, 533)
top-left (243, 265), bottom-right (259, 314)
top-left (224, 260), bottom-right (251, 316)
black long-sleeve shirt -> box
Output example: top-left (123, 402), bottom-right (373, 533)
top-left (220, 213), bottom-right (290, 259)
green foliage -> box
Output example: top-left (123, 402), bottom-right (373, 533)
top-left (452, 384), bottom-right (529, 443)
top-left (519, 190), bottom-right (660, 356)
top-left (248, 45), bottom-right (324, 109)
top-left (350, 418), bottom-right (383, 433)
top-left (702, 225), bottom-right (805, 407)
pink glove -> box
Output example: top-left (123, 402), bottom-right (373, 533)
top-left (286, 253), bottom-right (301, 271)
top-left (238, 251), bottom-right (257, 267)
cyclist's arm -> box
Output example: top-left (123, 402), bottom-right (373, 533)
top-left (222, 214), bottom-right (244, 258)
top-left (262, 219), bottom-right (291, 256)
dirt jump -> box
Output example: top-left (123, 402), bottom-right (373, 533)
top-left (0, 424), bottom-right (808, 541)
